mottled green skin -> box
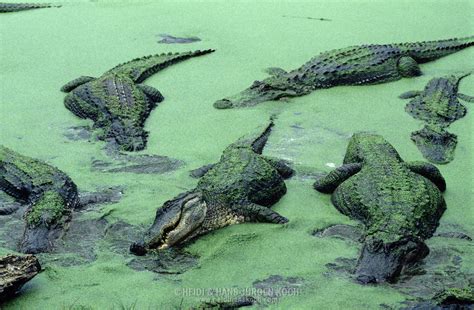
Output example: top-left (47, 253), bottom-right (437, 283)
top-left (0, 146), bottom-right (79, 254)
top-left (314, 133), bottom-right (447, 284)
top-left (0, 2), bottom-right (59, 12)
top-left (214, 36), bottom-right (474, 109)
top-left (400, 73), bottom-right (474, 164)
top-left (130, 122), bottom-right (293, 255)
top-left (434, 287), bottom-right (474, 306)
top-left (196, 135), bottom-right (288, 210)
top-left (61, 50), bottom-right (214, 151)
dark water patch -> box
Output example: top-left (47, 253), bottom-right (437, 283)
top-left (393, 242), bottom-right (474, 308)
top-left (91, 153), bottom-right (183, 174)
top-left (411, 125), bottom-right (457, 164)
top-left (42, 218), bottom-right (110, 267)
top-left (63, 126), bottom-right (92, 141)
top-left (251, 274), bottom-right (306, 305)
top-left (103, 221), bottom-right (199, 275)
top-left (324, 257), bottom-right (356, 278)
top-left (127, 249), bottom-right (199, 275)
top-left (0, 201), bottom-right (26, 250)
top-left (312, 224), bottom-right (364, 243)
top-left (157, 34), bottom-right (201, 44)
top-left (78, 186), bottom-right (124, 207)
top-left (103, 220), bottom-right (144, 254)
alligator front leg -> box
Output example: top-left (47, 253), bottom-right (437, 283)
top-left (262, 156), bottom-right (294, 179)
top-left (0, 204), bottom-right (20, 215)
top-left (60, 76), bottom-right (95, 92)
top-left (313, 163), bottom-right (362, 193)
top-left (399, 90), bottom-right (422, 99)
top-left (237, 203), bottom-right (288, 224)
top-left (189, 163), bottom-right (216, 178)
top-left (457, 93), bottom-right (474, 102)
top-left (405, 161), bottom-right (446, 191)
top-left (137, 84), bottom-right (164, 105)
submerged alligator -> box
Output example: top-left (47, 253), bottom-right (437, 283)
top-left (0, 146), bottom-right (120, 254)
top-left (0, 254), bottom-right (40, 301)
top-left (61, 49), bottom-right (215, 151)
top-left (214, 36), bottom-right (474, 109)
top-left (130, 121), bottom-right (294, 255)
top-left (314, 133), bottom-right (447, 284)
top-left (0, 2), bottom-right (59, 12)
top-left (400, 73), bottom-right (474, 164)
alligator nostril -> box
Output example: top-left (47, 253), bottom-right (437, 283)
top-left (356, 274), bottom-right (377, 284)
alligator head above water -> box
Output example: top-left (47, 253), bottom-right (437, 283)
top-left (214, 36), bottom-right (474, 109)
top-left (314, 133), bottom-right (447, 284)
top-left (130, 120), bottom-right (294, 255)
top-left (61, 49), bottom-right (215, 152)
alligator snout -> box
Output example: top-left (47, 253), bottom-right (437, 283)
top-left (213, 99), bottom-right (233, 109)
top-left (355, 238), bottom-right (429, 284)
top-left (130, 241), bottom-right (147, 256)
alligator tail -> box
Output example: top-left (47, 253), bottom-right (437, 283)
top-left (107, 49), bottom-right (215, 83)
top-left (0, 3), bottom-right (61, 13)
top-left (395, 36), bottom-right (474, 63)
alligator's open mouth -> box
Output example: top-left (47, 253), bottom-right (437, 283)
top-left (154, 212), bottom-right (184, 250)
top-left (144, 193), bottom-right (208, 252)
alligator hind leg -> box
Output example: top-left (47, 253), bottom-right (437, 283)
top-left (137, 84), bottom-right (164, 106)
top-left (405, 161), bottom-right (446, 191)
top-left (397, 56), bottom-right (421, 77)
top-left (313, 163), bottom-right (362, 193)
top-left (262, 156), bottom-right (294, 179)
top-left (237, 203), bottom-right (288, 224)
top-left (60, 76), bottom-right (95, 92)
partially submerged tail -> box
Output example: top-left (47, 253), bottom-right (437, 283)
top-left (395, 36), bottom-right (474, 63)
top-left (233, 115), bottom-right (277, 153)
top-left (0, 3), bottom-right (60, 13)
top-left (106, 49), bottom-right (215, 83)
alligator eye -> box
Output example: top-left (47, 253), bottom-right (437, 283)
top-left (250, 81), bottom-right (263, 88)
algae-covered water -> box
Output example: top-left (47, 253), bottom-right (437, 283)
top-left (1, 0), bottom-right (473, 309)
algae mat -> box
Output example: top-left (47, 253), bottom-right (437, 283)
top-left (1, 0), bottom-right (473, 308)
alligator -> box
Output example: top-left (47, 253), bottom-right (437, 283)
top-left (0, 254), bottom-right (40, 302)
top-left (61, 49), bottom-right (215, 151)
top-left (313, 133), bottom-right (447, 284)
top-left (213, 36), bottom-right (474, 109)
top-left (0, 146), bottom-right (121, 254)
top-left (399, 73), bottom-right (474, 164)
top-left (130, 120), bottom-right (294, 255)
top-left (0, 2), bottom-right (59, 13)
